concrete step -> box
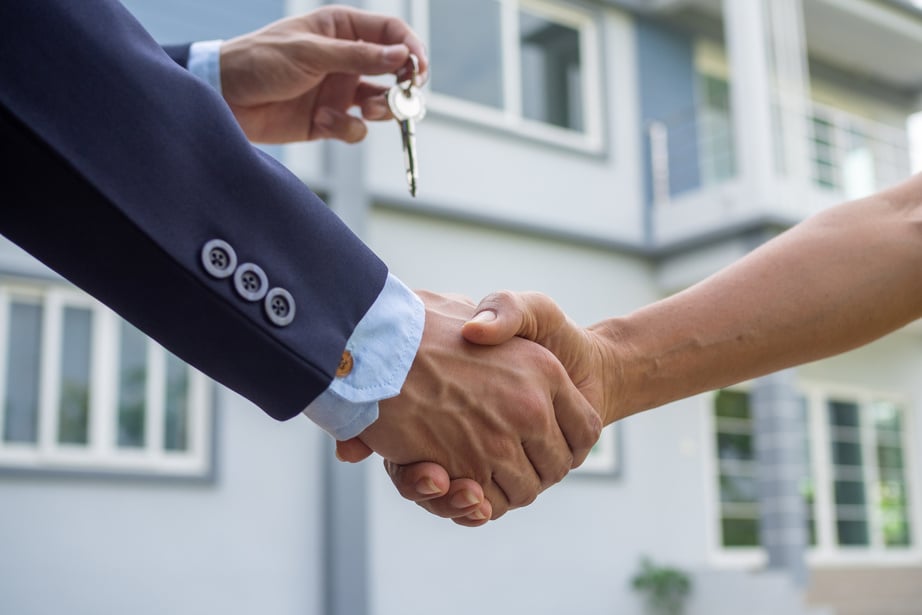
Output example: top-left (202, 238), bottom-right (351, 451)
top-left (806, 566), bottom-right (922, 615)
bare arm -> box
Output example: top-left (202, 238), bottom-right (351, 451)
top-left (385, 174), bottom-right (922, 523)
top-left (465, 173), bottom-right (922, 425)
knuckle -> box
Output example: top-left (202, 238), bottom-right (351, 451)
top-left (508, 390), bottom-right (551, 432)
top-left (486, 435), bottom-right (519, 464)
top-left (580, 413), bottom-right (604, 448)
top-left (547, 456), bottom-right (571, 486)
top-left (516, 490), bottom-right (539, 509)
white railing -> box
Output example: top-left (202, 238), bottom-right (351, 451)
top-left (648, 100), bottom-right (912, 208)
top-left (804, 100), bottom-right (911, 197)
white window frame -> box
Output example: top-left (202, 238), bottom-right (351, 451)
top-left (0, 282), bottom-right (212, 477)
top-left (705, 382), bottom-right (921, 568)
top-left (411, 0), bottom-right (604, 152)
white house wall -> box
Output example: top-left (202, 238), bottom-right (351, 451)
top-left (360, 4), bottom-right (646, 244)
top-left (0, 390), bottom-right (327, 615)
top-left (364, 207), bottom-right (715, 615)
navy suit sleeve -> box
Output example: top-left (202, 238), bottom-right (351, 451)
top-left (163, 43), bottom-right (191, 68)
top-left (0, 1), bottom-right (389, 421)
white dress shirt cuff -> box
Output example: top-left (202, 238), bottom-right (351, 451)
top-left (187, 40), bottom-right (224, 94)
top-left (302, 274), bottom-right (425, 440)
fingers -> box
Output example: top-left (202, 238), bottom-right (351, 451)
top-left (355, 82), bottom-right (392, 121)
top-left (313, 107), bottom-right (367, 143)
top-left (385, 461), bottom-right (491, 525)
top-left (335, 437), bottom-right (373, 463)
top-left (333, 7), bottom-right (430, 81)
top-left (318, 39), bottom-right (417, 80)
top-left (384, 460), bottom-right (450, 501)
top-left (521, 430), bottom-right (572, 487)
top-left (551, 371), bottom-right (603, 468)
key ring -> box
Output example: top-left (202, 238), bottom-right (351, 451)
top-left (397, 53), bottom-right (420, 94)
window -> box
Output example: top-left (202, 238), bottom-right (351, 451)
top-left (714, 390), bottom-right (815, 549)
top-left (0, 282), bottom-right (212, 476)
top-left (697, 74), bottom-right (736, 186)
top-left (712, 388), bottom-right (914, 558)
top-left (829, 398), bottom-right (913, 548)
top-left (419, 0), bottom-right (602, 148)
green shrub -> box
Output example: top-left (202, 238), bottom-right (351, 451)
top-left (631, 556), bottom-right (692, 615)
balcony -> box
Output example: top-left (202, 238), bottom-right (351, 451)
top-left (647, 97), bottom-right (913, 243)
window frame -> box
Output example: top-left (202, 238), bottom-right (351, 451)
top-left (705, 381), bottom-right (921, 567)
top-left (412, 0), bottom-right (604, 152)
top-left (0, 281), bottom-right (213, 477)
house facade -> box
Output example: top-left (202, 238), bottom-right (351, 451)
top-left (2, 1), bottom-right (921, 614)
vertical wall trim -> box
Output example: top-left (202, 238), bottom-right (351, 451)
top-left (319, 2), bottom-right (371, 614)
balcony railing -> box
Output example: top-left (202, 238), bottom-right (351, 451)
top-left (648, 100), bottom-right (912, 209)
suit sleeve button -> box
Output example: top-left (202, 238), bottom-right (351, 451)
top-left (264, 287), bottom-right (296, 327)
top-left (201, 239), bottom-right (237, 279)
top-left (336, 351), bottom-right (354, 378)
top-left (233, 263), bottom-right (269, 302)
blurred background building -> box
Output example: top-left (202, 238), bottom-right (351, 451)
top-left (2, 1), bottom-right (922, 614)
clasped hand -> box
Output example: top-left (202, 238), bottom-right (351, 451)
top-left (341, 292), bottom-right (603, 525)
top-left (339, 291), bottom-right (617, 526)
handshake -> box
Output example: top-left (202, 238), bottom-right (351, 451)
top-left (221, 6), bottom-right (922, 528)
top-left (334, 290), bottom-right (622, 527)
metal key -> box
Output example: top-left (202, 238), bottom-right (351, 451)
top-left (387, 54), bottom-right (426, 197)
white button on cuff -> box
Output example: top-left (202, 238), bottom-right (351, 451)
top-left (265, 288), bottom-right (296, 327)
top-left (233, 262), bottom-right (269, 302)
top-left (201, 239), bottom-right (237, 279)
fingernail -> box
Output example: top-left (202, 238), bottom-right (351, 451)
top-left (467, 509), bottom-right (487, 521)
top-left (450, 490), bottom-right (481, 509)
top-left (383, 44), bottom-right (407, 64)
top-left (415, 478), bottom-right (441, 496)
top-left (470, 310), bottom-right (496, 324)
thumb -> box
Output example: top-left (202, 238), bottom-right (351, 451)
top-left (335, 437), bottom-right (373, 463)
top-left (461, 291), bottom-right (568, 347)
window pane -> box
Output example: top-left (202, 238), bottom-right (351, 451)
top-left (837, 520), bottom-right (869, 546)
top-left (879, 479), bottom-right (911, 547)
top-left (721, 517), bottom-right (759, 547)
top-left (873, 401), bottom-right (903, 432)
top-left (117, 322), bottom-right (147, 448)
top-left (715, 390), bottom-right (750, 420)
top-left (720, 473), bottom-right (758, 503)
top-left (520, 9), bottom-right (582, 130)
top-left (58, 307), bottom-right (92, 445)
top-left (717, 432), bottom-right (753, 461)
top-left (877, 445), bottom-right (904, 470)
top-left (699, 75), bottom-right (736, 185)
top-left (3, 302), bottom-right (43, 444)
top-left (874, 401), bottom-right (911, 548)
top-left (829, 400), bottom-right (859, 427)
top-left (834, 480), bottom-right (867, 506)
top-left (831, 440), bottom-right (863, 466)
top-left (430, 0), bottom-right (503, 110)
top-left (164, 352), bottom-right (189, 452)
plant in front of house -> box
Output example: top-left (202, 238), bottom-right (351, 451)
top-left (630, 556), bottom-right (692, 615)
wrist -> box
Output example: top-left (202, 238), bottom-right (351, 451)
top-left (587, 316), bottom-right (649, 424)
